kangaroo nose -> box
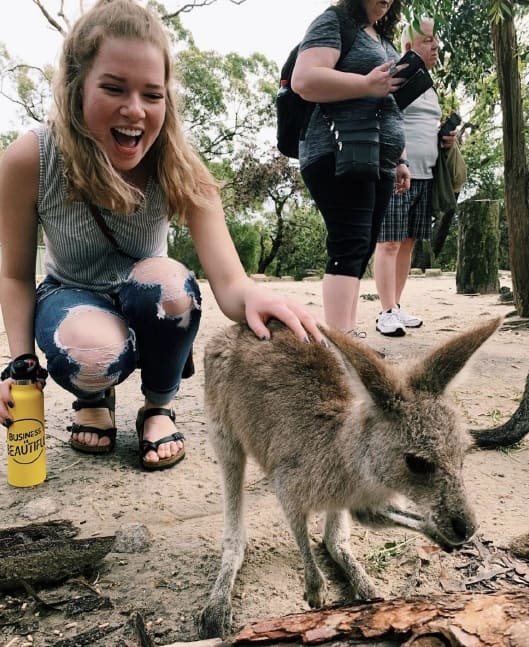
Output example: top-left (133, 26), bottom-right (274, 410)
top-left (451, 515), bottom-right (474, 542)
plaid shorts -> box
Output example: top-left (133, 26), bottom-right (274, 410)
top-left (378, 178), bottom-right (433, 242)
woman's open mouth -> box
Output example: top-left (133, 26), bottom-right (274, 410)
top-left (111, 127), bottom-right (143, 149)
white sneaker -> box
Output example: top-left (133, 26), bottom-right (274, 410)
top-left (376, 308), bottom-right (406, 337)
top-left (396, 304), bottom-right (423, 328)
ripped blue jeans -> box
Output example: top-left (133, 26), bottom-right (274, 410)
top-left (34, 258), bottom-right (201, 405)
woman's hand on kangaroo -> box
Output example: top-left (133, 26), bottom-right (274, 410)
top-left (243, 286), bottom-right (325, 345)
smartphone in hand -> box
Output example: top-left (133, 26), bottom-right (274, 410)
top-left (391, 50), bottom-right (434, 110)
top-left (439, 113), bottom-right (462, 138)
top-left (390, 50), bottom-right (426, 80)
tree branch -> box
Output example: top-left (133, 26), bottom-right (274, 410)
top-left (0, 89), bottom-right (46, 123)
top-left (57, 0), bottom-right (71, 29)
top-left (4, 64), bottom-right (48, 76)
top-left (162, 0), bottom-right (247, 20)
top-left (31, 0), bottom-right (66, 36)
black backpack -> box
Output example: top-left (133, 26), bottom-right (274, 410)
top-left (276, 6), bottom-right (358, 159)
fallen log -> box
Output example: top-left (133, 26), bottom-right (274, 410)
top-left (159, 640), bottom-right (226, 647)
top-left (0, 520), bottom-right (114, 591)
top-left (219, 590), bottom-right (529, 646)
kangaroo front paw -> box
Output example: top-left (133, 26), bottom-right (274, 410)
top-left (197, 599), bottom-right (233, 639)
top-left (353, 574), bottom-right (379, 600)
top-left (304, 570), bottom-right (328, 608)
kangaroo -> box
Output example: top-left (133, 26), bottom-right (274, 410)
top-left (198, 317), bottom-right (501, 638)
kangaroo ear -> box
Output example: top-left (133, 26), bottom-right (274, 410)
top-left (324, 328), bottom-right (404, 412)
top-left (408, 317), bottom-right (502, 396)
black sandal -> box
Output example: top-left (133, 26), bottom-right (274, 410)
top-left (136, 407), bottom-right (185, 471)
top-left (68, 388), bottom-right (117, 454)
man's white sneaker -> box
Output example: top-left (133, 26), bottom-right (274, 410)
top-left (396, 304), bottom-right (423, 328)
top-left (376, 308), bottom-right (406, 337)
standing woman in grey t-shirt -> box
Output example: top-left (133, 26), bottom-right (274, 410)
top-left (292, 0), bottom-right (410, 338)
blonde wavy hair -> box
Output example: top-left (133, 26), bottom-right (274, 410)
top-left (50, 0), bottom-right (218, 220)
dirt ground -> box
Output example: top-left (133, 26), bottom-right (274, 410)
top-left (1, 272), bottom-right (529, 646)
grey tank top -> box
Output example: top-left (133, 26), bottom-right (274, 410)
top-left (35, 126), bottom-right (169, 293)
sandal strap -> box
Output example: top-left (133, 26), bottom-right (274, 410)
top-left (140, 407), bottom-right (176, 423)
top-left (67, 423), bottom-right (117, 442)
top-left (136, 407), bottom-right (183, 456)
top-left (72, 387), bottom-right (115, 412)
top-left (140, 431), bottom-right (185, 454)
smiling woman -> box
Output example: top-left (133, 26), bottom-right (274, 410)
top-left (0, 0), bottom-right (323, 476)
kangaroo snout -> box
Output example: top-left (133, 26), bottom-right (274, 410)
top-left (434, 511), bottom-right (478, 550)
top-left (451, 513), bottom-right (477, 543)
top-left (354, 501), bottom-right (477, 551)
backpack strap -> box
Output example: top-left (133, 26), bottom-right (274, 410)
top-left (325, 5), bottom-right (359, 70)
top-left (314, 6), bottom-right (360, 127)
top-left (300, 7), bottom-right (359, 140)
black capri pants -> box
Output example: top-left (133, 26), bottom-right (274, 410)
top-left (301, 153), bottom-right (395, 278)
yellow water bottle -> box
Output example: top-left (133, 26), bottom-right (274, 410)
top-left (6, 356), bottom-right (46, 487)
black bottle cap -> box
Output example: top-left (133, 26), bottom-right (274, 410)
top-left (10, 355), bottom-right (39, 381)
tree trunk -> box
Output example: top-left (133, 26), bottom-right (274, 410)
top-left (258, 204), bottom-right (285, 274)
top-left (411, 239), bottom-right (433, 270)
top-left (492, 8), bottom-right (529, 316)
top-left (472, 368), bottom-right (529, 448)
top-left (456, 199), bottom-right (499, 294)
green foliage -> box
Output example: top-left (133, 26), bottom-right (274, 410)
top-left (405, 1), bottom-right (495, 95)
top-left (167, 215), bottom-right (261, 277)
top-left (167, 224), bottom-right (202, 276)
top-left (0, 131), bottom-right (18, 152)
top-left (176, 46), bottom-right (277, 160)
top-left (225, 216), bottom-right (261, 274)
top-left (367, 538), bottom-right (415, 572)
top-left (271, 209), bottom-right (327, 280)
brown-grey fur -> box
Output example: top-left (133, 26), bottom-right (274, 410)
top-left (198, 317), bottom-right (501, 638)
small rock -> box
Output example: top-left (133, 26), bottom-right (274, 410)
top-left (509, 532), bottom-right (529, 561)
top-left (113, 523), bottom-right (152, 553)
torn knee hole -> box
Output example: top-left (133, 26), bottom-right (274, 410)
top-left (160, 294), bottom-right (194, 317)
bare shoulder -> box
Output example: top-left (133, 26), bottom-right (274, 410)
top-left (0, 131), bottom-right (39, 202)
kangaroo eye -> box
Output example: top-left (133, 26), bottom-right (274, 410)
top-left (405, 454), bottom-right (436, 475)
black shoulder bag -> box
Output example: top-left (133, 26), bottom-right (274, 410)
top-left (86, 203), bottom-right (195, 379)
